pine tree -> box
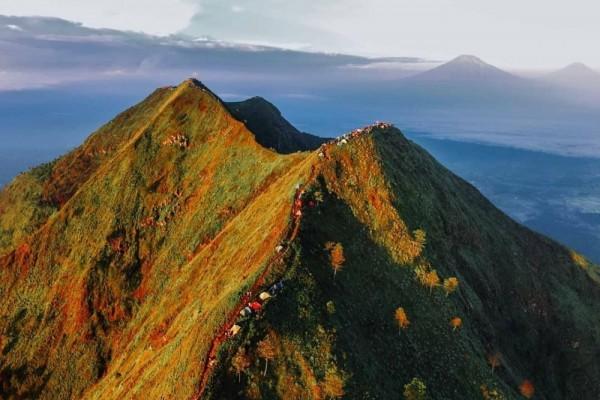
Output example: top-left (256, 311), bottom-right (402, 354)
top-left (424, 270), bottom-right (440, 293)
top-left (257, 335), bottom-right (277, 376)
top-left (519, 380), bottom-right (535, 399)
top-left (450, 316), bottom-right (462, 331)
top-left (329, 243), bottom-right (346, 279)
top-left (395, 307), bottom-right (410, 333)
top-left (488, 352), bottom-right (502, 373)
top-left (231, 347), bottom-right (251, 382)
top-left (443, 277), bottom-right (459, 296)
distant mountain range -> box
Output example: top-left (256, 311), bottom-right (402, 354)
top-left (1, 15), bottom-right (600, 162)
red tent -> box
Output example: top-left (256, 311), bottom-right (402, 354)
top-left (249, 301), bottom-right (262, 312)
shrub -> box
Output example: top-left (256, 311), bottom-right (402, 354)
top-left (403, 377), bottom-right (426, 400)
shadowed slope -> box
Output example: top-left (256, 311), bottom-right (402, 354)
top-left (206, 127), bottom-right (600, 400)
top-left (227, 97), bottom-right (328, 154)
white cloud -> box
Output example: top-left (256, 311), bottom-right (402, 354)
top-left (0, 0), bottom-right (199, 36)
top-left (2, 0), bottom-right (600, 67)
top-left (6, 24), bottom-right (23, 31)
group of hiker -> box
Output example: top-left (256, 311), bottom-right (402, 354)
top-left (227, 280), bottom-right (285, 338)
top-left (162, 133), bottom-right (189, 148)
top-left (224, 180), bottom-right (311, 340)
top-left (318, 121), bottom-right (394, 158)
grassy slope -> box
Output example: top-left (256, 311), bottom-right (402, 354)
top-left (0, 80), bottom-right (314, 399)
top-left (1, 82), bottom-right (599, 400)
top-left (208, 128), bottom-right (600, 400)
top-left (0, 87), bottom-right (174, 256)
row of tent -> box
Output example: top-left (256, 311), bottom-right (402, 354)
top-left (227, 280), bottom-right (285, 337)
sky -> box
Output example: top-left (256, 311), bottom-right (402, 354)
top-left (1, 0), bottom-right (599, 68)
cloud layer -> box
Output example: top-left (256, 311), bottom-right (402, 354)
top-left (0, 16), bottom-right (427, 91)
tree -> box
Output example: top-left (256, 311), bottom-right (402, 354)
top-left (403, 377), bottom-right (427, 400)
top-left (329, 243), bottom-right (346, 279)
top-left (231, 347), bottom-right (251, 382)
top-left (449, 317), bottom-right (462, 331)
top-left (423, 270), bottom-right (440, 293)
top-left (414, 263), bottom-right (429, 284)
top-left (480, 384), bottom-right (506, 400)
top-left (413, 229), bottom-right (427, 255)
top-left (443, 277), bottom-right (459, 296)
top-left (322, 370), bottom-right (345, 399)
top-left (487, 352), bottom-right (502, 373)
top-left (395, 307), bottom-right (410, 333)
top-left (257, 335), bottom-right (277, 376)
top-left (519, 380), bottom-right (535, 399)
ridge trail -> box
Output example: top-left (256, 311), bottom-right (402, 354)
top-left (191, 165), bottom-right (317, 400)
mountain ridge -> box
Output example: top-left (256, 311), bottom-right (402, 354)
top-left (0, 80), bottom-right (599, 399)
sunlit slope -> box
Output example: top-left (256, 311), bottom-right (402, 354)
top-left (207, 127), bottom-right (600, 400)
top-left (0, 87), bottom-right (174, 255)
top-left (0, 79), bottom-right (313, 399)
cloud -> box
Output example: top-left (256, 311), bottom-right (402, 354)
top-left (5, 24), bottom-right (23, 31)
top-left (181, 0), bottom-right (351, 52)
top-left (0, 0), bottom-right (199, 36)
top-left (0, 15), bottom-right (418, 91)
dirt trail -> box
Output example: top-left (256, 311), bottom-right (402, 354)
top-left (191, 167), bottom-right (317, 400)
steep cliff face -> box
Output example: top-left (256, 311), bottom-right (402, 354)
top-left (0, 81), bottom-right (599, 400)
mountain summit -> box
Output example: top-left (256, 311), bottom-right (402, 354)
top-left (1, 80), bottom-right (599, 399)
top-left (411, 54), bottom-right (518, 82)
top-left (546, 62), bottom-right (600, 88)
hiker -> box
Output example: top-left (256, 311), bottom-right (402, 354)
top-left (268, 281), bottom-right (284, 296)
top-left (239, 306), bottom-right (252, 317)
top-left (259, 292), bottom-right (271, 301)
top-left (228, 324), bottom-right (241, 338)
top-left (249, 301), bottom-right (262, 313)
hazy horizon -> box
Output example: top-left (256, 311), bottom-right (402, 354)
top-left (2, 0), bottom-right (600, 69)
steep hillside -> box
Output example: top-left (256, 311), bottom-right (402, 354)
top-left (0, 80), bottom-right (599, 400)
top-left (227, 97), bottom-right (328, 153)
top-left (203, 127), bottom-right (600, 400)
top-left (0, 87), bottom-right (175, 255)
top-left (0, 79), bottom-right (313, 399)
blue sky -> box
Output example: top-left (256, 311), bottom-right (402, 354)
top-left (1, 0), bottom-right (599, 68)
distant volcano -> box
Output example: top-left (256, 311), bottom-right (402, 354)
top-left (545, 62), bottom-right (600, 88)
top-left (410, 54), bottom-right (519, 82)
